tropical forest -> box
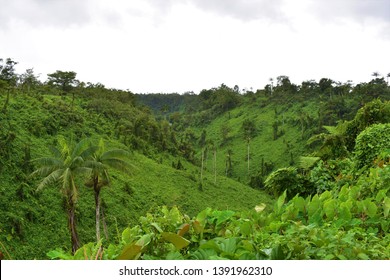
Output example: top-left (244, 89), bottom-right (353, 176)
top-left (0, 57), bottom-right (389, 260)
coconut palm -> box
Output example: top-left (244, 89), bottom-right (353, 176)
top-left (372, 72), bottom-right (381, 79)
top-left (31, 137), bottom-right (96, 254)
top-left (85, 139), bottom-right (130, 242)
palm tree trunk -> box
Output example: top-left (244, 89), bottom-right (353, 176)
top-left (94, 177), bottom-right (101, 242)
top-left (101, 204), bottom-right (109, 240)
top-left (67, 196), bottom-right (80, 254)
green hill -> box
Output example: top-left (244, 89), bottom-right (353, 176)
top-left (1, 60), bottom-right (389, 260)
top-left (0, 86), bottom-right (272, 259)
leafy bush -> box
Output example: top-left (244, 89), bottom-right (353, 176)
top-left (309, 159), bottom-right (354, 193)
top-left (264, 167), bottom-right (313, 198)
top-left (354, 123), bottom-right (390, 169)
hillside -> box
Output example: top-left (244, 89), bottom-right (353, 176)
top-left (138, 79), bottom-right (390, 187)
top-left (0, 84), bottom-right (272, 259)
top-left (1, 61), bottom-right (390, 260)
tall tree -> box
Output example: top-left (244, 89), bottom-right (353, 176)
top-left (0, 58), bottom-right (18, 112)
top-left (242, 119), bottom-right (257, 177)
top-left (207, 139), bottom-right (217, 184)
top-left (269, 78), bottom-right (274, 95)
top-left (85, 139), bottom-right (130, 242)
top-left (19, 68), bottom-right (40, 93)
top-left (225, 148), bottom-right (233, 177)
top-left (31, 137), bottom-right (96, 254)
top-left (47, 70), bottom-right (78, 107)
top-left (0, 58), bottom-right (18, 84)
top-left (198, 130), bottom-right (207, 185)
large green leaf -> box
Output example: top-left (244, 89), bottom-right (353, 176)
top-left (323, 199), bottom-right (336, 220)
top-left (275, 191), bottom-right (287, 214)
top-left (212, 210), bottom-right (235, 226)
top-left (117, 243), bottom-right (142, 260)
top-left (363, 199), bottom-right (377, 218)
top-left (338, 202), bottom-right (352, 221)
top-left (161, 232), bottom-right (190, 250)
top-left (190, 248), bottom-right (218, 260)
top-left (271, 244), bottom-right (286, 260)
top-left (165, 251), bottom-right (184, 260)
top-left (292, 195), bottom-right (306, 213)
top-left (307, 194), bottom-right (321, 217)
top-left (46, 249), bottom-right (72, 260)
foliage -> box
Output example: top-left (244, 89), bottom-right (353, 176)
top-left (354, 123), bottom-right (390, 169)
top-left (309, 159), bottom-right (354, 193)
top-left (48, 174), bottom-right (390, 260)
top-left (1, 57), bottom-right (390, 260)
top-left (30, 136), bottom-right (97, 253)
top-left (264, 167), bottom-right (313, 198)
top-left (47, 70), bottom-right (77, 94)
top-left (307, 124), bottom-right (349, 160)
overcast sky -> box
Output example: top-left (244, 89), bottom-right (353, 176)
top-left (1, 0), bottom-right (389, 93)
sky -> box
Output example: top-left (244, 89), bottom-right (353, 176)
top-left (1, 0), bottom-right (389, 93)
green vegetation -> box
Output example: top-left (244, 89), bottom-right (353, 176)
top-left (0, 58), bottom-right (389, 259)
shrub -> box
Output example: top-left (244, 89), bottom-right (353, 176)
top-left (264, 167), bottom-right (313, 198)
top-left (354, 123), bottom-right (390, 169)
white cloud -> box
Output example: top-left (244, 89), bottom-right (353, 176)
top-left (0, 0), bottom-right (389, 93)
top-left (309, 0), bottom-right (390, 22)
top-left (0, 0), bottom-right (92, 28)
top-left (145, 0), bottom-right (286, 22)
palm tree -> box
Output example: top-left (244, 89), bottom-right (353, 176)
top-left (307, 124), bottom-right (349, 159)
top-left (31, 137), bottom-right (96, 254)
top-left (269, 77), bottom-right (274, 95)
top-left (372, 72), bottom-right (381, 79)
top-left (85, 139), bottom-right (130, 242)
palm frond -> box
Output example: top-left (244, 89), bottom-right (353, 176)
top-left (84, 160), bottom-right (104, 169)
top-left (97, 138), bottom-right (105, 155)
top-left (32, 157), bottom-right (63, 168)
top-left (307, 133), bottom-right (326, 146)
top-left (30, 165), bottom-right (59, 178)
top-left (36, 168), bottom-right (65, 191)
top-left (323, 125), bottom-right (338, 135)
top-left (71, 156), bottom-right (85, 169)
top-left (58, 136), bottom-right (70, 158)
top-left (299, 156), bottom-right (321, 170)
top-left (102, 169), bottom-right (111, 186)
top-left (30, 157), bottom-right (63, 179)
top-left (71, 138), bottom-right (92, 159)
top-left (101, 158), bottom-right (131, 173)
top-left (101, 149), bottom-right (130, 161)
top-left (75, 166), bottom-right (93, 177)
top-left (80, 145), bottom-right (99, 160)
top-left (48, 145), bottom-right (62, 158)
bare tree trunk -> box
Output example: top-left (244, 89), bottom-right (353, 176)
top-left (200, 148), bottom-right (204, 183)
top-left (213, 148), bottom-right (217, 184)
top-left (247, 139), bottom-right (250, 178)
